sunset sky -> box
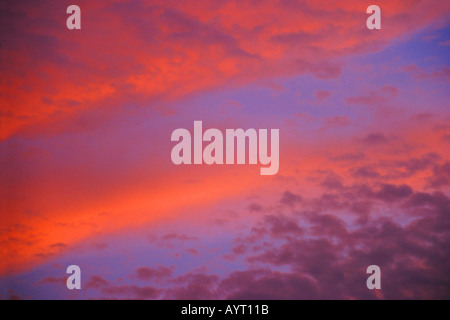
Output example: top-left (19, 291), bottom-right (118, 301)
top-left (1, 0), bottom-right (449, 299)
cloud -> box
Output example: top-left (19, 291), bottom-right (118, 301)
top-left (442, 134), bottom-right (450, 142)
top-left (280, 191), bottom-right (303, 207)
top-left (49, 243), bottom-right (68, 249)
top-left (101, 284), bottom-right (161, 300)
top-left (315, 90), bottom-right (331, 102)
top-left (322, 116), bottom-right (351, 129)
top-left (136, 266), bottom-right (173, 281)
top-left (164, 273), bottom-right (219, 300)
top-left (1, 1), bottom-right (450, 298)
top-left (346, 86), bottom-right (399, 107)
top-left (147, 233), bottom-right (199, 250)
top-left (248, 202), bottom-right (263, 212)
top-left (85, 276), bottom-right (110, 290)
top-left (237, 190), bottom-right (450, 299)
top-left (350, 153), bottom-right (441, 181)
top-left (264, 214), bottom-right (304, 238)
top-left (26, 166), bottom-right (450, 299)
top-left (8, 294), bottom-right (23, 300)
top-left (404, 65), bottom-right (450, 82)
top-left (91, 243), bottom-right (108, 251)
top-left (331, 152), bottom-right (366, 163)
top-left (353, 165), bottom-right (381, 179)
top-left (320, 172), bottom-right (344, 190)
top-left (161, 234), bottom-right (198, 241)
top-left (428, 162), bottom-right (450, 188)
top-left (38, 276), bottom-right (66, 286)
top-left (361, 132), bottom-right (390, 145)
top-left (371, 184), bottom-right (413, 203)
top-left (2, 1), bottom-right (449, 139)
top-left (221, 270), bottom-right (319, 300)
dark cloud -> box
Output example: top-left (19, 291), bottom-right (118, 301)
top-left (310, 192), bottom-right (345, 211)
top-left (280, 191), bottom-right (303, 207)
top-left (428, 162), bottom-right (450, 188)
top-left (55, 185), bottom-right (449, 300)
top-left (264, 214), bottom-right (304, 238)
top-left (320, 173), bottom-right (344, 189)
top-left (361, 132), bottom-right (389, 145)
top-left (208, 186), bottom-right (449, 299)
top-left (442, 134), bottom-right (450, 142)
top-left (353, 165), bottom-right (381, 179)
top-left (389, 153), bottom-right (440, 177)
top-left (248, 202), bottom-right (263, 212)
top-left (165, 273), bottom-right (219, 300)
top-left (221, 270), bottom-right (320, 300)
top-left (371, 183), bottom-right (413, 203)
top-left (162, 234), bottom-right (198, 241)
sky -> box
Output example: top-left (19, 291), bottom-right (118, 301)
top-left (0, 0), bottom-right (449, 300)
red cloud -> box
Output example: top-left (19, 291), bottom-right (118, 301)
top-left (2, 1), bottom-right (450, 140)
